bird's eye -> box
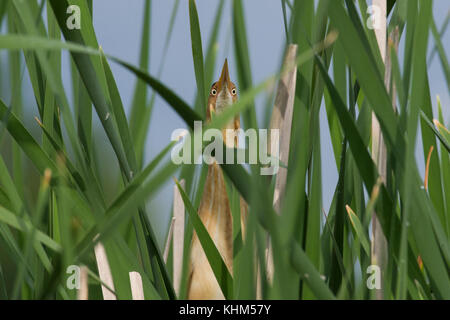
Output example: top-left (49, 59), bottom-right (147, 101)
top-left (211, 88), bottom-right (217, 95)
top-left (231, 88), bottom-right (237, 95)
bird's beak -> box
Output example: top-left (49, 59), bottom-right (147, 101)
top-left (217, 59), bottom-right (231, 95)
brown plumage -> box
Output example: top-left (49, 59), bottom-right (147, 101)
top-left (187, 59), bottom-right (247, 300)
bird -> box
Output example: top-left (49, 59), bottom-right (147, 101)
top-left (187, 59), bottom-right (247, 299)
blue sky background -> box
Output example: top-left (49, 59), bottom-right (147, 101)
top-left (1, 1), bottom-right (449, 245)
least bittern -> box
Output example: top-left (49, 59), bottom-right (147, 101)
top-left (187, 59), bottom-right (247, 299)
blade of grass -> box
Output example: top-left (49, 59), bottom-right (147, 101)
top-left (430, 17), bottom-right (450, 92)
top-left (316, 56), bottom-right (450, 299)
top-left (232, 0), bottom-right (258, 129)
top-left (0, 205), bottom-right (61, 252)
top-left (189, 0), bottom-right (207, 117)
top-left (345, 205), bottom-right (370, 256)
top-left (290, 242), bottom-right (335, 300)
top-left (129, 0), bottom-right (151, 168)
top-left (174, 178), bottom-right (233, 300)
top-left (437, 100), bottom-right (450, 238)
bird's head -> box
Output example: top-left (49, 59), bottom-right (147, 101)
top-left (207, 59), bottom-right (237, 120)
